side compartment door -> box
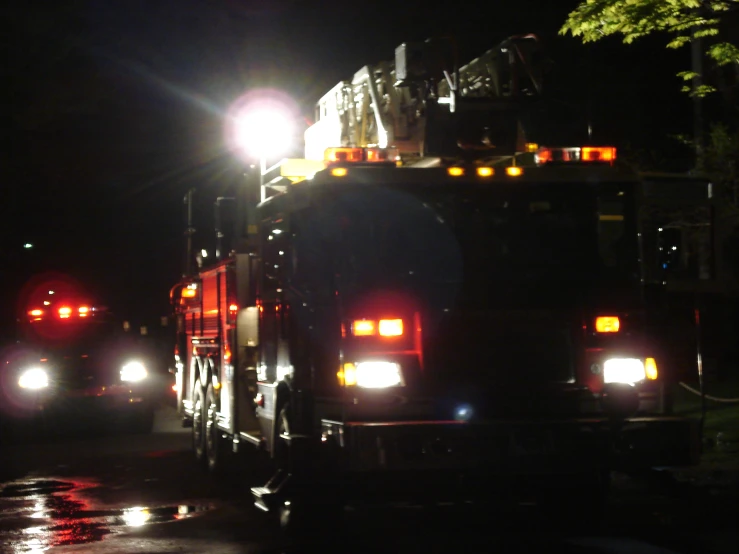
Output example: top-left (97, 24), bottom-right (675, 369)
top-left (256, 215), bottom-right (291, 448)
top-left (171, 281), bottom-right (203, 418)
top-left (174, 312), bottom-right (187, 414)
top-left (182, 312), bottom-right (201, 415)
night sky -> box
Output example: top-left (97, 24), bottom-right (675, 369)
top-left (2, 0), bottom-right (697, 332)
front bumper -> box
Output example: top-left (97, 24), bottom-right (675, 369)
top-left (7, 383), bottom-right (155, 422)
top-left (253, 415), bottom-right (699, 511)
top-left (320, 415), bottom-right (700, 474)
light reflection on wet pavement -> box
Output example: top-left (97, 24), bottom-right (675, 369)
top-left (0, 478), bottom-right (215, 552)
top-left (0, 474), bottom-right (735, 554)
top-left (0, 408), bottom-right (735, 554)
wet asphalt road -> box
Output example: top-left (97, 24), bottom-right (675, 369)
top-left (0, 405), bottom-right (736, 554)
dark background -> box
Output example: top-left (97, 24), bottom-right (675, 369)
top-left (2, 0), bottom-right (710, 334)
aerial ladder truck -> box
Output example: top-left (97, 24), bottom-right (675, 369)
top-left (170, 34), bottom-right (702, 533)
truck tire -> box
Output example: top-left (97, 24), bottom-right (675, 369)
top-left (192, 384), bottom-right (206, 465)
top-left (205, 383), bottom-right (230, 474)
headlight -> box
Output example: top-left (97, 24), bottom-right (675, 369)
top-left (338, 362), bottom-right (403, 388)
top-left (603, 358), bottom-right (645, 385)
top-left (18, 367), bottom-right (49, 390)
top-left (121, 361), bottom-right (148, 382)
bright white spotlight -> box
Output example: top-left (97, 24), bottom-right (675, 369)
top-left (18, 368), bottom-right (49, 390)
top-left (233, 108), bottom-right (294, 159)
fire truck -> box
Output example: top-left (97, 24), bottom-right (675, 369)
top-left (2, 274), bottom-right (159, 434)
top-left (170, 35), bottom-right (702, 530)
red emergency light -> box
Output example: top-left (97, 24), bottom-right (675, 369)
top-left (535, 146), bottom-right (617, 166)
top-left (582, 146), bottom-right (616, 162)
top-left (351, 318), bottom-right (404, 337)
top-left (325, 147), bottom-right (364, 163)
top-left (26, 304), bottom-right (99, 322)
top-left (179, 283), bottom-right (199, 302)
top-left (324, 146), bottom-right (399, 165)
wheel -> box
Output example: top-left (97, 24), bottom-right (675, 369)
top-left (192, 384), bottom-right (206, 464)
top-left (205, 383), bottom-right (231, 474)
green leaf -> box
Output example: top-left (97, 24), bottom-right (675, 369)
top-left (560, 0), bottom-right (738, 97)
top-left (677, 70), bottom-right (699, 81)
top-left (707, 42), bottom-right (739, 65)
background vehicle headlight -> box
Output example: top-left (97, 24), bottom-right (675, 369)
top-left (338, 362), bottom-right (403, 388)
top-left (454, 403), bottom-right (474, 422)
top-left (18, 368), bottom-right (49, 389)
top-left (121, 361), bottom-right (147, 382)
top-left (603, 358), bottom-right (646, 385)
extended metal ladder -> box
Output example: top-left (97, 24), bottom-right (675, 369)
top-left (304, 35), bottom-right (544, 164)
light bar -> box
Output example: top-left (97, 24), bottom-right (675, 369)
top-left (536, 147), bottom-right (580, 164)
top-left (325, 147), bottom-right (364, 163)
top-left (324, 147), bottom-right (399, 164)
top-left (366, 147), bottom-right (399, 163)
top-left (535, 145), bottom-right (617, 165)
top-left (582, 146), bottom-right (616, 162)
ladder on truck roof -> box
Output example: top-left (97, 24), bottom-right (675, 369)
top-left (304, 35), bottom-right (544, 165)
